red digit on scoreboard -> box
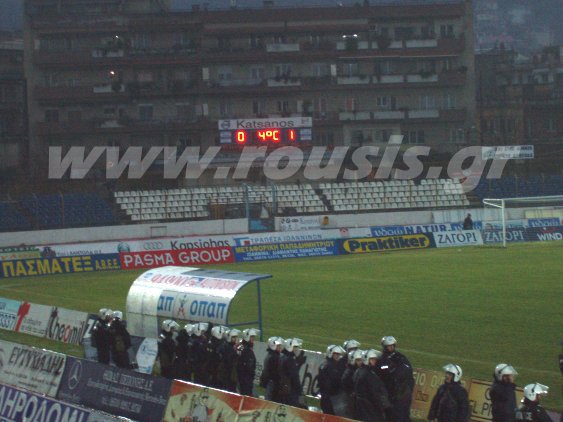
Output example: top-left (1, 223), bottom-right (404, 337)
top-left (288, 129), bottom-right (296, 141)
top-left (236, 130), bottom-right (247, 144)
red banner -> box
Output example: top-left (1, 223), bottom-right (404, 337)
top-left (120, 247), bottom-right (234, 270)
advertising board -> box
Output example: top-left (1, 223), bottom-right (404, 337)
top-left (0, 254), bottom-right (120, 278)
top-left (233, 240), bottom-right (339, 262)
top-left (0, 340), bottom-right (66, 397)
top-left (119, 247), bottom-right (234, 270)
top-left (433, 230), bottom-right (483, 248)
top-left (0, 298), bottom-right (21, 331)
top-left (13, 302), bottom-right (52, 338)
top-left (57, 357), bottom-right (171, 422)
top-left (0, 383), bottom-right (91, 422)
top-left (339, 234), bottom-right (435, 254)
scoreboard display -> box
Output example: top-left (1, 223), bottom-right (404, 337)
top-left (218, 117), bottom-right (312, 146)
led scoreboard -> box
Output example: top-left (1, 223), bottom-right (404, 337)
top-left (218, 117), bottom-right (312, 146)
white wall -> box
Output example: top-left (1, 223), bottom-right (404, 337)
top-left (0, 206), bottom-right (530, 248)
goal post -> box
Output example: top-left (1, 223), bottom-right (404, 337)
top-left (482, 195), bottom-right (563, 247)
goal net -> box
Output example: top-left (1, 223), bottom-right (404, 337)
top-left (482, 195), bottom-right (563, 247)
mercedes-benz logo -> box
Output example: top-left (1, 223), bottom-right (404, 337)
top-left (143, 241), bottom-right (163, 250)
top-left (67, 360), bottom-right (83, 390)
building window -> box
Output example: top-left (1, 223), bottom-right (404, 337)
top-left (344, 97), bottom-right (356, 112)
top-left (176, 103), bottom-right (194, 121)
top-left (420, 95), bottom-right (436, 110)
top-left (217, 36), bottom-right (231, 51)
top-left (175, 32), bottom-right (194, 47)
top-left (314, 97), bottom-right (327, 117)
top-left (139, 104), bottom-right (153, 121)
top-left (444, 94), bottom-right (456, 109)
top-left (312, 63), bottom-right (329, 77)
top-left (219, 102), bottom-right (232, 118)
top-left (394, 26), bottom-right (414, 41)
top-left (45, 109), bottom-right (59, 123)
top-left (273, 35), bottom-right (286, 44)
top-left (375, 129), bottom-right (390, 143)
top-left (440, 24), bottom-right (454, 38)
top-left (277, 100), bottom-right (290, 113)
top-left (250, 66), bottom-right (264, 80)
top-left (341, 63), bottom-right (359, 77)
top-left (315, 132), bottom-right (334, 146)
top-left (403, 130), bottom-right (425, 144)
top-left (449, 128), bottom-right (465, 143)
top-left (131, 33), bottom-right (151, 49)
top-left (274, 64), bottom-right (292, 78)
top-left (217, 66), bottom-right (233, 81)
top-left (249, 35), bottom-right (264, 49)
top-left (545, 118), bottom-right (555, 132)
top-left (252, 100), bottom-right (265, 115)
top-left (376, 96), bottom-right (388, 108)
top-left (310, 34), bottom-right (323, 48)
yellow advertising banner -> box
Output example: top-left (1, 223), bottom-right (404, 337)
top-left (468, 379), bottom-right (524, 422)
top-left (162, 380), bottom-right (243, 422)
top-left (411, 367), bottom-right (470, 420)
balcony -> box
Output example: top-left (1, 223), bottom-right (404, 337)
top-left (93, 83), bottom-right (124, 93)
top-left (336, 40), bottom-right (370, 51)
top-left (408, 109), bottom-right (440, 119)
top-left (91, 48), bottom-right (124, 58)
top-left (405, 39), bottom-right (438, 48)
top-left (267, 77), bottom-right (301, 87)
top-left (372, 111), bottom-right (405, 120)
top-left (266, 43), bottom-right (300, 53)
top-left (337, 76), bottom-right (370, 85)
top-left (377, 75), bottom-right (405, 84)
top-left (339, 111), bottom-right (371, 121)
top-left (406, 74), bottom-right (439, 83)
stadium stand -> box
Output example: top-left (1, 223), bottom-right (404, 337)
top-left (19, 193), bottom-right (117, 229)
top-left (114, 179), bottom-right (470, 221)
top-left (474, 175), bottom-right (563, 199)
top-left (0, 202), bottom-right (31, 231)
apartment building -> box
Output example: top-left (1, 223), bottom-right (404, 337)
top-left (24, 0), bottom-right (476, 181)
top-left (0, 35), bottom-right (25, 176)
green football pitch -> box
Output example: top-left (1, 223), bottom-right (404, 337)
top-left (0, 242), bottom-right (561, 411)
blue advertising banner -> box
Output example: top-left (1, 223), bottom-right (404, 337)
top-left (370, 223), bottom-right (483, 237)
top-left (233, 240), bottom-right (339, 262)
top-left (0, 298), bottom-right (21, 331)
top-left (0, 254), bottom-right (120, 278)
top-left (338, 234), bottom-right (435, 254)
top-left (0, 383), bottom-right (91, 422)
top-left (527, 218), bottom-right (560, 227)
top-left (526, 225), bottom-right (563, 241)
top-left (57, 357), bottom-right (171, 422)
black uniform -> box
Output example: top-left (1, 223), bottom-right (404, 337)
top-left (108, 318), bottom-right (131, 369)
top-left (379, 350), bottom-right (414, 422)
top-left (353, 365), bottom-right (391, 422)
top-left (318, 357), bottom-right (344, 414)
top-left (427, 381), bottom-right (469, 422)
top-left (260, 348), bottom-right (282, 402)
top-left (279, 350), bottom-right (304, 407)
top-left (158, 330), bottom-right (176, 379)
top-left (206, 337), bottom-right (225, 389)
top-left (515, 399), bottom-right (551, 422)
top-left (341, 363), bottom-right (359, 418)
top-left (237, 340), bottom-right (257, 396)
top-left (490, 379), bottom-right (517, 422)
top-left (191, 335), bottom-right (208, 385)
top-left (219, 341), bottom-right (239, 392)
top-left (91, 317), bottom-right (111, 364)
top-left (173, 328), bottom-right (191, 380)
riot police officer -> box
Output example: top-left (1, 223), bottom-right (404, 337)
top-left (191, 322), bottom-right (209, 385)
top-left (490, 363), bottom-right (518, 422)
top-left (319, 344), bottom-right (346, 415)
top-left (219, 328), bottom-right (241, 392)
top-left (238, 328), bottom-right (260, 396)
top-left (379, 336), bottom-right (414, 422)
top-left (279, 338), bottom-right (305, 408)
top-left (515, 383), bottom-right (551, 422)
top-left (353, 349), bottom-right (392, 422)
top-left (427, 364), bottom-right (469, 422)
top-left (261, 336), bottom-right (284, 402)
top-left (108, 310), bottom-right (132, 369)
top-left (206, 325), bottom-right (228, 389)
top-left (91, 308), bottom-right (112, 364)
top-left (342, 349), bottom-right (365, 418)
top-left (158, 319), bottom-right (179, 379)
top-left (173, 323), bottom-right (192, 381)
